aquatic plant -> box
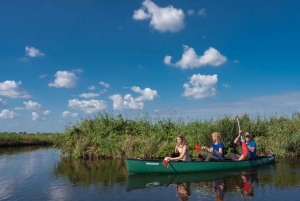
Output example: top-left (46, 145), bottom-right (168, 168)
top-left (53, 111), bottom-right (300, 159)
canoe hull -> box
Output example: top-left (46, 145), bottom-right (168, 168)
top-left (126, 154), bottom-right (276, 174)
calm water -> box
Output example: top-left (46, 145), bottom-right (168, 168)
top-left (1, 147), bottom-right (300, 201)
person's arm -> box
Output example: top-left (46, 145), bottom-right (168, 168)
top-left (214, 147), bottom-right (223, 156)
top-left (246, 142), bottom-right (256, 153)
top-left (168, 145), bottom-right (187, 161)
top-left (234, 130), bottom-right (242, 145)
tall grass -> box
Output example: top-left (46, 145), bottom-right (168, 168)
top-left (0, 133), bottom-right (58, 146)
top-left (53, 112), bottom-right (300, 159)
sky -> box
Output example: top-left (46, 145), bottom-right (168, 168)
top-left (1, 0), bottom-right (300, 133)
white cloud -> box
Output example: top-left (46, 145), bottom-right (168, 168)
top-left (32, 112), bottom-right (45, 121)
top-left (133, 0), bottom-right (185, 33)
top-left (133, 8), bottom-right (151, 20)
top-left (88, 85), bottom-right (95, 90)
top-left (183, 74), bottom-right (218, 99)
top-left (233, 60), bottom-right (239, 63)
top-left (43, 110), bottom-right (51, 115)
top-left (109, 94), bottom-right (143, 110)
top-left (0, 109), bottom-right (20, 118)
top-left (0, 98), bottom-right (7, 107)
top-left (68, 99), bottom-right (107, 113)
top-left (79, 93), bottom-right (100, 98)
top-left (187, 9), bottom-right (194, 16)
top-left (25, 46), bottom-right (45, 57)
top-left (39, 74), bottom-right (48, 78)
top-left (164, 45), bottom-right (227, 69)
top-left (62, 111), bottom-right (78, 118)
top-left (198, 8), bottom-right (207, 16)
top-left (48, 71), bottom-right (78, 88)
top-left (223, 83), bottom-right (231, 88)
top-left (99, 81), bottom-right (110, 88)
top-left (72, 69), bottom-right (83, 73)
top-left (23, 100), bottom-right (44, 110)
top-left (109, 86), bottom-right (158, 110)
top-left (0, 80), bottom-right (30, 98)
top-left (131, 86), bottom-right (159, 101)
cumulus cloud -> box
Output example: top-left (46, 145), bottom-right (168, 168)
top-left (198, 8), bottom-right (207, 16)
top-left (32, 112), bottom-right (45, 121)
top-left (79, 93), bottom-right (100, 98)
top-left (109, 94), bottom-right (143, 110)
top-left (132, 86), bottom-right (159, 101)
top-left (25, 46), bottom-right (45, 57)
top-left (109, 86), bottom-right (158, 110)
top-left (133, 0), bottom-right (185, 33)
top-left (0, 80), bottom-right (30, 98)
top-left (48, 71), bottom-right (78, 88)
top-left (62, 111), bottom-right (78, 118)
top-left (164, 45), bottom-right (227, 69)
top-left (0, 109), bottom-right (20, 118)
top-left (88, 85), bottom-right (95, 90)
top-left (0, 98), bottom-right (7, 107)
top-left (23, 100), bottom-right (44, 110)
top-left (68, 99), bottom-right (107, 113)
top-left (99, 81), bottom-right (110, 88)
top-left (183, 74), bottom-right (218, 99)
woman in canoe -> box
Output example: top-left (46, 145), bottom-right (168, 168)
top-left (229, 131), bottom-right (257, 161)
top-left (164, 134), bottom-right (191, 162)
top-left (196, 132), bottom-right (225, 161)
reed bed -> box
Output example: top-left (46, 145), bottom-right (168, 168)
top-left (53, 112), bottom-right (300, 159)
top-left (0, 132), bottom-right (58, 146)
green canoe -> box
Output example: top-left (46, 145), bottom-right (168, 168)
top-left (126, 154), bottom-right (276, 174)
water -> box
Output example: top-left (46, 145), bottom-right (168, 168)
top-left (1, 147), bottom-right (300, 201)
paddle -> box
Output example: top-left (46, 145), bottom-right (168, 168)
top-left (236, 116), bottom-right (248, 158)
top-left (194, 144), bottom-right (201, 152)
top-left (195, 144), bottom-right (210, 152)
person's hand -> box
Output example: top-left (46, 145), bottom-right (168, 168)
top-left (202, 146), bottom-right (208, 150)
top-left (164, 157), bottom-right (170, 161)
top-left (238, 130), bottom-right (242, 135)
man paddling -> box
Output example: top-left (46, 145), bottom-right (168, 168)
top-left (229, 130), bottom-right (257, 161)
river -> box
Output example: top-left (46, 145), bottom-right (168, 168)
top-left (1, 147), bottom-right (300, 201)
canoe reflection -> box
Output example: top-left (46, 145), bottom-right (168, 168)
top-left (126, 171), bottom-right (226, 191)
top-left (236, 169), bottom-right (258, 200)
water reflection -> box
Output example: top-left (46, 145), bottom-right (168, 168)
top-left (236, 169), bottom-right (258, 200)
top-left (2, 147), bottom-right (300, 201)
top-left (174, 182), bottom-right (191, 201)
top-left (213, 178), bottom-right (226, 201)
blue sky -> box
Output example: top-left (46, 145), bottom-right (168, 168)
top-left (1, 0), bottom-right (300, 133)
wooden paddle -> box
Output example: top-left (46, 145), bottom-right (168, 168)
top-left (236, 116), bottom-right (248, 158)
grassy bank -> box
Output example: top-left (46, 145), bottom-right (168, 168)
top-left (53, 112), bottom-right (300, 159)
top-left (0, 132), bottom-right (58, 146)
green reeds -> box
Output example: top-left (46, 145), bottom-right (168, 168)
top-left (0, 133), bottom-right (58, 146)
top-left (53, 112), bottom-right (300, 159)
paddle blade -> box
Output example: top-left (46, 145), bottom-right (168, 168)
top-left (241, 141), bottom-right (248, 157)
top-left (194, 144), bottom-right (201, 152)
top-left (162, 160), bottom-right (169, 168)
